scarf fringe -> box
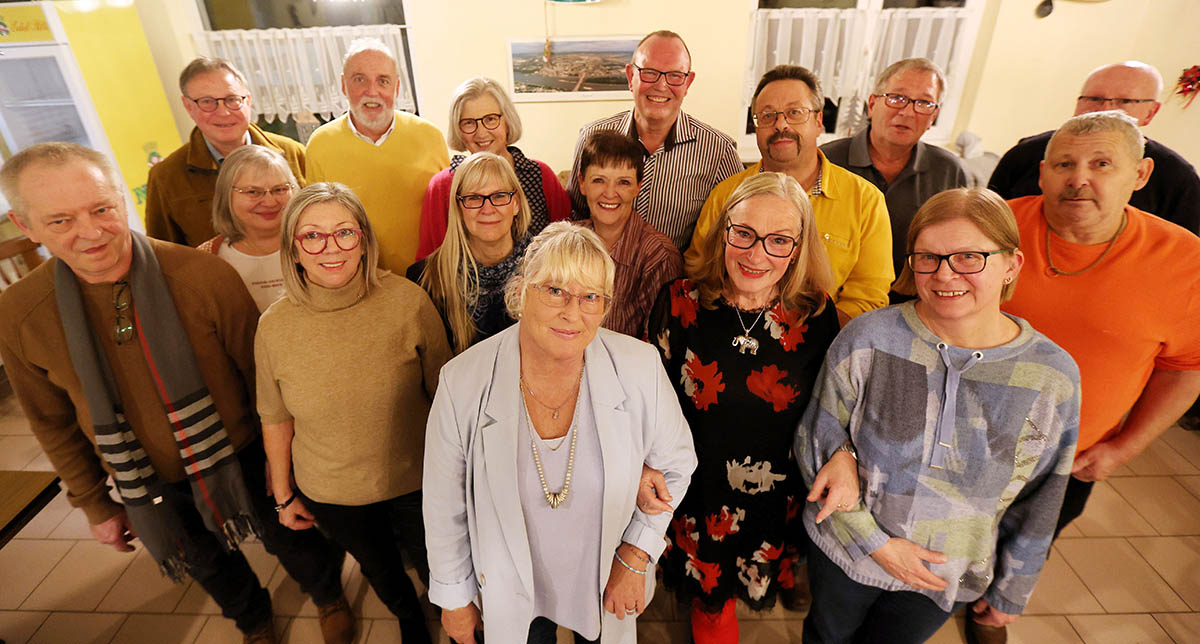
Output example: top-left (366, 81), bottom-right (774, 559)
top-left (220, 514), bottom-right (261, 551)
top-left (159, 553), bottom-right (192, 584)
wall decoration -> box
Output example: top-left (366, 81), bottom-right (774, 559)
top-left (509, 36), bottom-right (638, 102)
top-left (1177, 65), bottom-right (1199, 109)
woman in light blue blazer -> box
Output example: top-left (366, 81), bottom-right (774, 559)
top-left (423, 222), bottom-right (698, 644)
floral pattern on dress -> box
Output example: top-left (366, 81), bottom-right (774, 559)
top-left (705, 506), bottom-right (746, 542)
top-left (670, 280), bottom-right (700, 328)
top-left (747, 365), bottom-right (799, 412)
top-left (764, 306), bottom-right (810, 352)
top-left (682, 349), bottom-right (724, 411)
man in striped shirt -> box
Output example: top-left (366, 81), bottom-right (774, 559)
top-left (566, 30), bottom-right (743, 252)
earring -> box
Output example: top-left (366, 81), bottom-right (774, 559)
top-left (1004, 277), bottom-right (1013, 284)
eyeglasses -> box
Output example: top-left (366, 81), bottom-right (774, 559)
top-left (530, 283), bottom-right (610, 315)
top-left (632, 64), bottom-right (690, 86)
top-left (1077, 96), bottom-right (1157, 109)
top-left (725, 223), bottom-right (798, 258)
top-left (232, 184), bottom-right (293, 200)
top-left (294, 228), bottom-right (363, 254)
top-left (458, 113), bottom-right (502, 134)
top-left (457, 191), bottom-right (516, 209)
top-left (186, 95), bottom-right (248, 112)
top-left (906, 249), bottom-right (1014, 274)
top-left (875, 93), bottom-right (939, 115)
top-left (751, 108), bottom-right (820, 128)
top-left (113, 281), bottom-right (133, 345)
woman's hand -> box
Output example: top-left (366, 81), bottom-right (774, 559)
top-left (603, 543), bottom-right (649, 620)
top-left (636, 464), bottom-right (673, 514)
top-left (869, 537), bottom-right (948, 591)
top-left (442, 602), bottom-right (482, 644)
top-left (807, 450), bottom-right (860, 524)
top-left (971, 598), bottom-right (1018, 627)
top-left (276, 493), bottom-right (316, 531)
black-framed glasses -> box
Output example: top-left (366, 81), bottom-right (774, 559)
top-left (530, 283), bottom-right (611, 315)
top-left (725, 223), bottom-right (798, 258)
top-left (632, 64), bottom-right (690, 86)
top-left (875, 93), bottom-right (939, 115)
top-left (113, 281), bottom-right (133, 345)
top-left (457, 191), bottom-right (516, 209)
top-left (751, 108), bottom-right (819, 128)
top-left (294, 228), bottom-right (363, 254)
top-left (458, 113), bottom-right (502, 133)
top-left (906, 249), bottom-right (1014, 274)
top-left (232, 184), bottom-right (293, 200)
top-left (1077, 96), bottom-right (1157, 109)
top-left (186, 95), bottom-right (248, 112)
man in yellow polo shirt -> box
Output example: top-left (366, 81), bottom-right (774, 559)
top-left (685, 65), bottom-right (892, 323)
top-left (306, 37), bottom-right (449, 273)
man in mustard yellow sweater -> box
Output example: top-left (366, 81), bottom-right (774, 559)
top-left (306, 37), bottom-right (449, 273)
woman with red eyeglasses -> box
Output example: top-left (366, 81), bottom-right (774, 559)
top-left (255, 182), bottom-right (451, 644)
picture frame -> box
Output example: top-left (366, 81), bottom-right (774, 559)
top-left (508, 36), bottom-right (639, 102)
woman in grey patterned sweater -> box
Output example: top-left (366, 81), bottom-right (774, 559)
top-left (796, 188), bottom-right (1080, 644)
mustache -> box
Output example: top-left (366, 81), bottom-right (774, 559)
top-left (768, 130), bottom-right (801, 146)
top-left (1058, 186), bottom-right (1094, 200)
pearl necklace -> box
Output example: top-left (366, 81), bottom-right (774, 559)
top-left (520, 389), bottom-right (578, 509)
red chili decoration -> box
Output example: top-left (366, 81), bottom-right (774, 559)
top-left (1177, 65), bottom-right (1200, 109)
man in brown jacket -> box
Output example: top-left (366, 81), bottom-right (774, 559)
top-left (145, 57), bottom-right (306, 246)
top-left (0, 143), bottom-right (349, 644)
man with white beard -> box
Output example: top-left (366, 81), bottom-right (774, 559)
top-left (306, 38), bottom-right (448, 272)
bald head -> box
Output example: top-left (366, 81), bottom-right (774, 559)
top-left (1075, 61), bottom-right (1163, 126)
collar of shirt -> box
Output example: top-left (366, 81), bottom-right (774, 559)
top-left (848, 125), bottom-right (928, 174)
top-left (203, 131), bottom-right (251, 165)
top-left (582, 211), bottom-right (646, 269)
top-left (347, 111), bottom-right (396, 146)
top-left (755, 152), bottom-right (825, 196)
top-left (621, 110), bottom-right (694, 154)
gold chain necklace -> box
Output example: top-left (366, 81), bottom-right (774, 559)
top-left (520, 388), bottom-right (579, 509)
top-left (1044, 213), bottom-right (1127, 277)
top-left (519, 364), bottom-right (583, 420)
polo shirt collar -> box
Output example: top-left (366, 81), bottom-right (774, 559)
top-left (850, 125), bottom-right (929, 174)
top-left (623, 109), bottom-right (693, 152)
top-left (202, 130), bottom-right (251, 166)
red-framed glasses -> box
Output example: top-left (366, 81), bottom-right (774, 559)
top-left (294, 228), bottom-right (363, 254)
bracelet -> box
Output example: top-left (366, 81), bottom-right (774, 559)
top-left (834, 441), bottom-right (858, 461)
top-left (614, 551), bottom-right (647, 576)
top-left (274, 492), bottom-right (297, 513)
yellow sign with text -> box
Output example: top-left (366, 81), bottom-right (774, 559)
top-left (0, 5), bottom-right (55, 44)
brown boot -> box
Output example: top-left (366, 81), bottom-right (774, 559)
top-left (317, 596), bottom-right (357, 644)
top-left (243, 619), bottom-right (278, 644)
top-left (965, 620), bottom-right (1007, 644)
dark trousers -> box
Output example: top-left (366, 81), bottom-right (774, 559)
top-left (1053, 476), bottom-right (1095, 539)
top-left (803, 541), bottom-right (964, 644)
top-left (179, 440), bottom-right (345, 633)
top-left (526, 617), bottom-right (598, 644)
top-left (298, 488), bottom-right (427, 622)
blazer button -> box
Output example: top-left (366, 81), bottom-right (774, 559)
top-left (479, 573), bottom-right (486, 587)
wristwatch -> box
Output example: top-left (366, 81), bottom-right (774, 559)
top-left (834, 441), bottom-right (857, 461)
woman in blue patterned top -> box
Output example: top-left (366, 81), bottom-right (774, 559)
top-left (796, 188), bottom-right (1080, 644)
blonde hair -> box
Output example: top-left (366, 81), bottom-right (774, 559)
top-left (419, 152), bottom-right (531, 353)
top-left (446, 77), bottom-right (523, 151)
top-left (686, 172), bottom-right (831, 317)
top-left (279, 182), bottom-right (381, 308)
top-left (892, 187), bottom-right (1021, 302)
top-left (211, 146), bottom-right (295, 242)
top-left (504, 222), bottom-right (614, 320)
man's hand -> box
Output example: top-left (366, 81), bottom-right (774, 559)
top-left (869, 538), bottom-right (948, 591)
top-left (277, 494), bottom-right (316, 531)
top-left (1071, 440), bottom-right (1130, 482)
top-left (441, 602), bottom-right (481, 644)
top-left (636, 464), bottom-right (672, 514)
top-left (807, 450), bottom-right (860, 524)
top-left (603, 543), bottom-right (648, 620)
top-left (971, 598), bottom-right (1018, 627)
top-left (90, 509), bottom-right (136, 552)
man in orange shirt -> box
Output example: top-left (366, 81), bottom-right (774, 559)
top-left (996, 110), bottom-right (1200, 642)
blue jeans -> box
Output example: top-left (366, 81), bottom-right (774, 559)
top-left (803, 541), bottom-right (965, 644)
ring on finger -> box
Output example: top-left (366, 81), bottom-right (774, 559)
top-left (625, 609), bottom-right (637, 615)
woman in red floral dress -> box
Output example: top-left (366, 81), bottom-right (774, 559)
top-left (647, 172), bottom-right (858, 643)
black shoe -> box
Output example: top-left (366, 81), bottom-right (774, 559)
top-left (398, 616), bottom-right (433, 644)
top-left (965, 620), bottom-right (1007, 644)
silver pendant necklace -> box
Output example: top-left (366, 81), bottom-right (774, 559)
top-left (732, 306), bottom-right (765, 355)
top-left (520, 390), bottom-right (578, 509)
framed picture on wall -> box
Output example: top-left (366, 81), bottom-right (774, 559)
top-left (508, 36), bottom-right (638, 102)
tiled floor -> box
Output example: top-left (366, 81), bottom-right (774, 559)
top-left (3, 386), bottom-right (1200, 643)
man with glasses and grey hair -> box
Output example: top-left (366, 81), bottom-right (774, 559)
top-left (685, 64), bottom-right (893, 325)
top-left (146, 57), bottom-right (308, 246)
top-left (822, 58), bottom-right (968, 287)
top-left (989, 60), bottom-right (1200, 234)
top-left (305, 37), bottom-right (449, 273)
top-left (566, 29), bottom-right (742, 252)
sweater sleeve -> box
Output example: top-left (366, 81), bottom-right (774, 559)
top-left (833, 186), bottom-right (893, 319)
top-left (416, 170), bottom-right (453, 261)
top-left (539, 161), bottom-right (571, 222)
top-left (254, 317), bottom-right (292, 425)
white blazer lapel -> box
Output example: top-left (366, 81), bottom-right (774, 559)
top-left (585, 335), bottom-right (637, 585)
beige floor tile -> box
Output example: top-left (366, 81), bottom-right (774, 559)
top-left (1059, 522), bottom-right (1084, 538)
top-left (643, 583), bottom-right (678, 622)
top-left (13, 490), bottom-right (72, 540)
top-left (1153, 612), bottom-right (1200, 643)
top-left (0, 540), bottom-right (74, 609)
top-left (21, 451), bottom-right (55, 472)
top-left (1109, 476), bottom-right (1200, 535)
top-left (46, 507), bottom-right (99, 540)
top-left (1008, 615), bottom-right (1084, 643)
top-left (284, 616), bottom-right (369, 643)
top-left (97, 547), bottom-right (192, 613)
top-left (1128, 536), bottom-right (1200, 610)
top-left (0, 610), bottom-right (50, 644)
top-left (174, 541), bottom-right (281, 615)
top-left (1024, 546), bottom-right (1104, 615)
top-left (1125, 439), bottom-right (1200, 476)
top-left (0, 411), bottom-right (32, 436)
top-left (740, 618), bottom-right (804, 642)
top-left (350, 574), bottom-right (392, 620)
top-left (1161, 427), bottom-right (1200, 470)
top-left (1067, 614), bottom-right (1173, 644)
top-left (735, 596), bottom-right (794, 621)
top-left (1072, 481), bottom-right (1157, 537)
top-left (21, 540), bottom-right (136, 611)
top-left (1107, 463), bottom-right (1136, 477)
top-left (1057, 539), bottom-right (1188, 613)
top-left (266, 547), bottom-right (355, 618)
top-left (28, 612), bottom-right (126, 644)
top-left (192, 615), bottom-right (288, 644)
top-left (0, 435), bottom-right (45, 469)
top-left (1177, 475), bottom-right (1200, 501)
top-left (111, 613), bottom-right (207, 644)
top-left (362, 619), bottom-right (453, 644)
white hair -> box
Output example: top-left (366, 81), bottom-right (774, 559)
top-left (342, 37), bottom-right (397, 75)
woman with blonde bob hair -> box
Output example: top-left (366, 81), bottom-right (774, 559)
top-left (424, 222), bottom-right (697, 644)
top-left (408, 151), bottom-right (531, 353)
top-left (797, 188), bottom-right (1079, 643)
top-left (258, 182), bottom-right (451, 644)
top-left (643, 172), bottom-right (856, 643)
